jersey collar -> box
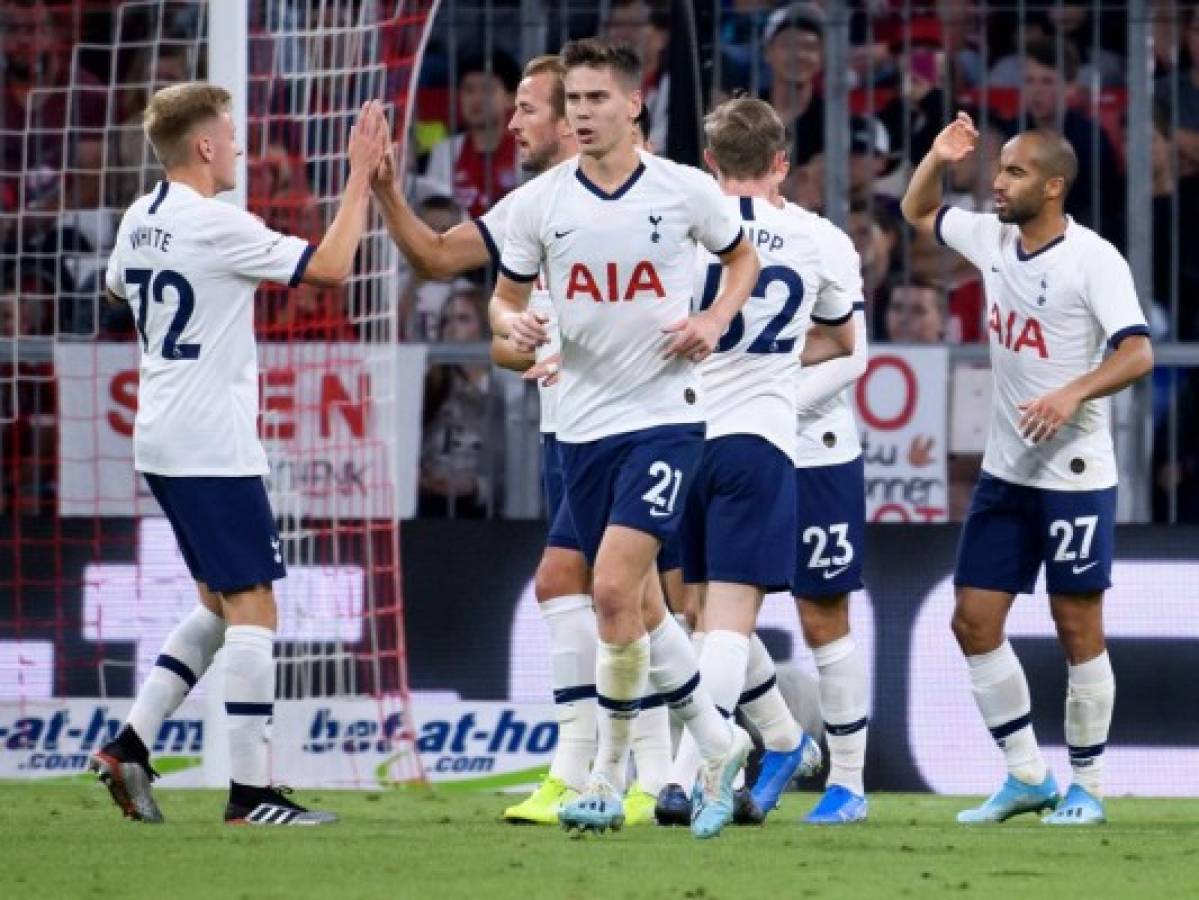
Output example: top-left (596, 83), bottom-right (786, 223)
top-left (575, 159), bottom-right (646, 201)
top-left (1015, 216), bottom-right (1071, 262)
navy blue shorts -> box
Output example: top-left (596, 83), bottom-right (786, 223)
top-left (955, 472), bottom-right (1117, 596)
top-left (681, 435), bottom-right (796, 591)
top-left (557, 423), bottom-right (705, 565)
top-left (541, 434), bottom-right (581, 552)
top-left (144, 473), bottom-right (286, 594)
top-left (657, 533), bottom-right (682, 572)
top-left (792, 456), bottom-right (866, 599)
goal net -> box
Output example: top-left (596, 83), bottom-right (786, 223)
top-left (0, 0), bottom-right (438, 789)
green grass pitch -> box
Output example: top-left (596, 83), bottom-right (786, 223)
top-left (3, 785), bottom-right (1198, 899)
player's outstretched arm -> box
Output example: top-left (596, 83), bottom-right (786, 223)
top-left (664, 236), bottom-right (759, 362)
top-left (302, 100), bottom-right (389, 288)
top-left (1018, 335), bottom-right (1153, 444)
top-left (372, 145), bottom-right (491, 280)
top-left (901, 111), bottom-right (980, 236)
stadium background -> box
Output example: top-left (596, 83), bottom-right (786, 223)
top-left (1, 0), bottom-right (1197, 795)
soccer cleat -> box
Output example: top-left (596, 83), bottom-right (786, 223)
top-left (732, 787), bottom-right (765, 825)
top-left (89, 747), bottom-right (164, 824)
top-left (502, 776), bottom-right (578, 825)
top-left (558, 774), bottom-right (625, 833)
top-left (804, 784), bottom-right (869, 825)
top-left (654, 783), bottom-right (691, 826)
top-left (690, 725), bottom-right (753, 840)
top-left (622, 781), bottom-right (658, 826)
top-left (749, 733), bottom-right (824, 817)
top-left (956, 772), bottom-right (1060, 824)
top-left (1043, 784), bottom-right (1106, 826)
top-left (224, 786), bottom-right (338, 826)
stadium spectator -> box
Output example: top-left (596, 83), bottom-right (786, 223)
top-left (761, 2), bottom-right (826, 165)
top-left (882, 281), bottom-right (949, 344)
top-left (846, 199), bottom-right (899, 324)
top-left (848, 114), bottom-right (897, 208)
top-left (424, 51), bottom-right (521, 219)
top-left (1022, 38), bottom-right (1125, 243)
top-left (1155, 6), bottom-right (1199, 180)
top-left (419, 283), bottom-right (498, 517)
top-left (878, 40), bottom-right (950, 170)
top-left (603, 0), bottom-right (671, 152)
top-left (1046, 1), bottom-right (1126, 88)
top-left (1149, 113), bottom-right (1199, 340)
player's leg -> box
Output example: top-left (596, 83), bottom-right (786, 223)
top-left (655, 583), bottom-right (708, 824)
top-left (1041, 482), bottom-right (1117, 825)
top-left (92, 474), bottom-right (227, 823)
top-left (953, 475), bottom-right (1057, 824)
top-left (791, 458), bottom-right (868, 824)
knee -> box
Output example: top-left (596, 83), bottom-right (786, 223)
top-left (535, 552), bottom-right (588, 602)
top-left (798, 597), bottom-right (849, 648)
top-left (951, 606), bottom-right (999, 656)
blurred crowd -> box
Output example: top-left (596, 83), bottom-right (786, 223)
top-left (2, 0), bottom-right (1199, 520)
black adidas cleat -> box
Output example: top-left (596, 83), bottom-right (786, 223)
top-left (90, 744), bottom-right (164, 824)
top-left (732, 787), bottom-right (766, 825)
top-left (224, 785), bottom-right (338, 826)
top-left (654, 782), bottom-right (691, 826)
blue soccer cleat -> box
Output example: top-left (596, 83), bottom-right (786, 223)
top-left (691, 726), bottom-right (752, 840)
top-left (654, 782), bottom-right (691, 826)
top-left (1043, 784), bottom-right (1106, 826)
top-left (804, 784), bottom-right (868, 825)
top-left (957, 773), bottom-right (1060, 824)
top-left (558, 774), bottom-right (625, 833)
top-left (749, 733), bottom-right (824, 817)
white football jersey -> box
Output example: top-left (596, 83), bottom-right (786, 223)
top-left (499, 151), bottom-right (744, 443)
top-left (795, 308), bottom-right (868, 468)
top-left (936, 207), bottom-right (1149, 490)
top-left (105, 181), bottom-right (312, 476)
top-left (477, 190), bottom-right (560, 434)
top-left (694, 197), bottom-right (856, 463)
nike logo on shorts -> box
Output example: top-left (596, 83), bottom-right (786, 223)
top-left (1071, 561), bottom-right (1099, 575)
top-left (822, 565), bottom-right (851, 579)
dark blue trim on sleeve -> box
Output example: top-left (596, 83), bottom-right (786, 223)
top-left (852, 300), bottom-right (866, 312)
top-left (148, 181), bottom-right (170, 215)
top-left (499, 262), bottom-right (538, 283)
top-left (933, 204), bottom-right (950, 247)
top-left (739, 196), bottom-right (755, 221)
top-left (289, 244), bottom-right (316, 287)
top-left (475, 219), bottom-right (501, 267)
top-left (1107, 324), bottom-right (1150, 350)
top-left (813, 309), bottom-right (854, 327)
top-left (716, 229), bottom-right (744, 256)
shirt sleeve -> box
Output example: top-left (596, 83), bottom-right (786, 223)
top-left (686, 168), bottom-right (744, 255)
top-left (475, 190), bottom-right (511, 268)
top-left (496, 182), bottom-right (543, 284)
top-left (811, 225), bottom-right (861, 325)
top-left (934, 204), bottom-right (1001, 271)
top-left (204, 204), bottom-right (314, 287)
top-left (104, 235), bottom-right (127, 299)
top-left (1084, 240), bottom-right (1150, 349)
top-left (795, 308), bottom-right (870, 412)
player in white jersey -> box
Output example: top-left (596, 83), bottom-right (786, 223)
top-left (492, 39), bottom-right (760, 839)
top-left (91, 83), bottom-right (387, 826)
top-left (655, 98), bottom-right (855, 826)
top-left (903, 113), bottom-right (1153, 825)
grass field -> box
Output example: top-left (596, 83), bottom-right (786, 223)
top-left (3, 785), bottom-right (1197, 899)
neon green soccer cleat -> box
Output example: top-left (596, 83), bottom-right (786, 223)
top-left (502, 776), bottom-right (579, 825)
top-left (623, 782), bottom-right (658, 826)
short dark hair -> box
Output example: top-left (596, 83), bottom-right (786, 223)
top-left (1024, 37), bottom-right (1079, 82)
top-left (1023, 128), bottom-right (1079, 192)
top-left (560, 38), bottom-right (642, 92)
top-left (523, 54), bottom-right (567, 119)
top-left (704, 98), bottom-right (787, 179)
top-left (458, 50), bottom-right (521, 94)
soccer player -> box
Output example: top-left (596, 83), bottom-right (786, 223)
top-left (902, 112), bottom-right (1153, 825)
top-left (655, 98), bottom-right (857, 825)
top-left (492, 39), bottom-right (760, 838)
top-left (92, 83), bottom-right (387, 825)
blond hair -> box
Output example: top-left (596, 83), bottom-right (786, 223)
top-left (522, 55), bottom-right (567, 119)
top-left (143, 82), bottom-right (231, 168)
top-left (704, 98), bottom-right (787, 180)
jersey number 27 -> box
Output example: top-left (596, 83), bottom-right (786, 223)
top-left (126, 268), bottom-right (202, 360)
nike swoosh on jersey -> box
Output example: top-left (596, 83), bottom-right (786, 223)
top-left (1071, 561), bottom-right (1099, 574)
top-left (554, 229), bottom-right (576, 239)
top-left (821, 565), bottom-right (851, 579)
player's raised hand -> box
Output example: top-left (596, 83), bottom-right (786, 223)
top-left (507, 309), bottom-right (550, 353)
top-left (931, 111), bottom-right (979, 164)
top-left (522, 352), bottom-right (561, 387)
top-left (372, 141), bottom-right (398, 193)
top-left (348, 100), bottom-right (388, 176)
top-left (1017, 385), bottom-right (1083, 444)
top-left (662, 312), bottom-right (722, 362)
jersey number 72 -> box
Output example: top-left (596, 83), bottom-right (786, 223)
top-left (125, 268), bottom-right (202, 360)
top-left (698, 262), bottom-right (805, 354)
